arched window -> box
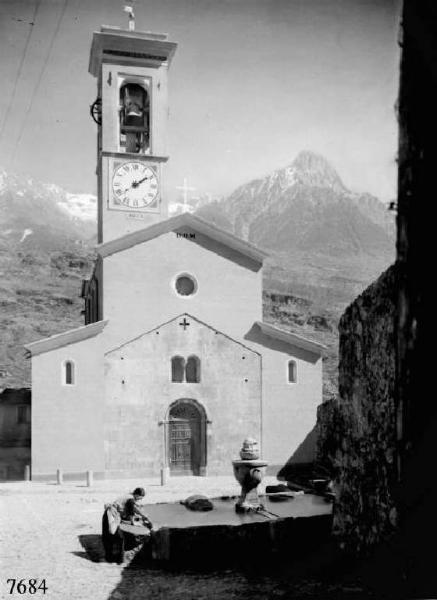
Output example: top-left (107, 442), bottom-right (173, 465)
top-left (186, 355), bottom-right (201, 383)
top-left (171, 356), bottom-right (185, 383)
top-left (119, 82), bottom-right (149, 153)
top-left (63, 360), bottom-right (75, 385)
top-left (287, 360), bottom-right (297, 383)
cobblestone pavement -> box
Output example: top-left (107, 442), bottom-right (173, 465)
top-left (0, 476), bottom-right (371, 600)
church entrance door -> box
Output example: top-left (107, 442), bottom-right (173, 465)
top-left (168, 400), bottom-right (206, 476)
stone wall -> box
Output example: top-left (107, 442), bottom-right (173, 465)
top-left (317, 4), bottom-right (437, 592)
top-left (394, 2), bottom-right (437, 593)
top-left (317, 265), bottom-right (398, 554)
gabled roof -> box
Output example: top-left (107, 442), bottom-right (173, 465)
top-left (97, 213), bottom-right (268, 264)
top-left (106, 313), bottom-right (261, 356)
top-left (24, 321), bottom-right (108, 357)
top-left (253, 321), bottom-right (327, 356)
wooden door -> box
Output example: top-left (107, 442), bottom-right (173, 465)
top-left (168, 401), bottom-right (204, 475)
top-left (169, 418), bottom-right (193, 473)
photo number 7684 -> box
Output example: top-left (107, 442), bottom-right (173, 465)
top-left (6, 580), bottom-right (47, 595)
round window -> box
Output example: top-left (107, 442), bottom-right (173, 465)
top-left (175, 274), bottom-right (197, 296)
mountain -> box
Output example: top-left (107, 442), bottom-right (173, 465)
top-left (197, 151), bottom-right (395, 255)
top-left (0, 170), bottom-right (96, 252)
top-left (197, 151), bottom-right (396, 309)
top-left (0, 170), bottom-right (95, 388)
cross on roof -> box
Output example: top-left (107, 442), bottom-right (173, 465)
top-left (179, 317), bottom-right (190, 330)
top-left (123, 4), bottom-right (135, 30)
top-left (176, 178), bottom-right (196, 212)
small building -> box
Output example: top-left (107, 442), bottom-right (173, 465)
top-left (0, 388), bottom-right (31, 480)
top-left (25, 23), bottom-right (325, 480)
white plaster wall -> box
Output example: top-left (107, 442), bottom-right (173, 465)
top-left (31, 335), bottom-right (105, 476)
top-left (102, 232), bottom-right (263, 347)
top-left (104, 317), bottom-right (261, 475)
top-left (247, 336), bottom-right (323, 468)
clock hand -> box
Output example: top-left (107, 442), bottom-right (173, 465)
top-left (134, 174), bottom-right (153, 186)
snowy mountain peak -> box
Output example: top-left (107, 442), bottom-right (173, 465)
top-left (0, 168), bottom-right (97, 222)
top-left (196, 149), bottom-right (395, 257)
top-left (285, 150), bottom-right (347, 192)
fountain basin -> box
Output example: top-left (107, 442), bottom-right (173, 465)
top-left (122, 494), bottom-right (333, 566)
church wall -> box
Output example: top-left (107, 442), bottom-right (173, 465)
top-left (102, 233), bottom-right (263, 347)
top-left (104, 318), bottom-right (261, 477)
top-left (31, 336), bottom-right (105, 478)
top-left (246, 333), bottom-right (322, 472)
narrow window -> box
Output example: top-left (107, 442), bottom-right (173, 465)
top-left (288, 360), bottom-right (297, 383)
top-left (186, 355), bottom-right (200, 383)
top-left (64, 360), bottom-right (75, 385)
top-left (171, 356), bottom-right (185, 382)
top-left (17, 405), bottom-right (30, 424)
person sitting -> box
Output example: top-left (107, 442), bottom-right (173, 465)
top-left (102, 487), bottom-right (153, 564)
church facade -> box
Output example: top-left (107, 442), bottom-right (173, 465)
top-left (25, 25), bottom-right (324, 480)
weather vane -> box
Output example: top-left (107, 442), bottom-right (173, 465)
top-left (124, 4), bottom-right (135, 31)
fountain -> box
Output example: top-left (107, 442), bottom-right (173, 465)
top-left (117, 438), bottom-right (333, 566)
top-left (232, 438), bottom-right (268, 513)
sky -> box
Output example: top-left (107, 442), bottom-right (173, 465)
top-left (0, 0), bottom-right (401, 203)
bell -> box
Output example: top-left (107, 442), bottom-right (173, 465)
top-left (127, 106), bottom-right (142, 118)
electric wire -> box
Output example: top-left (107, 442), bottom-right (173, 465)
top-left (0, 0), bottom-right (41, 145)
top-left (11, 0), bottom-right (69, 166)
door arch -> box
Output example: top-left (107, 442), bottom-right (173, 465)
top-left (167, 399), bottom-right (207, 476)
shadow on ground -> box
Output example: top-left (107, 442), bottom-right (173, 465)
top-left (101, 540), bottom-right (394, 600)
top-left (78, 534), bottom-right (105, 562)
top-left (77, 532), bottom-right (406, 599)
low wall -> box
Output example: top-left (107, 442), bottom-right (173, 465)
top-left (317, 265), bottom-right (398, 554)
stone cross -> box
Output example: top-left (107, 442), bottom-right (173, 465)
top-left (176, 178), bottom-right (196, 212)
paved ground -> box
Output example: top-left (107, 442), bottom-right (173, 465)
top-left (0, 476), bottom-right (374, 600)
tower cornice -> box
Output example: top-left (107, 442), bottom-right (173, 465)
top-left (89, 26), bottom-right (177, 77)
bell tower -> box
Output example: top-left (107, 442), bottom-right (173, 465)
top-left (89, 22), bottom-right (177, 243)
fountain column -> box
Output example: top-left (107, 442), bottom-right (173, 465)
top-left (232, 438), bottom-right (268, 513)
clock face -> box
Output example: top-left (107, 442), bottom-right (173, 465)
top-left (112, 162), bottom-right (159, 209)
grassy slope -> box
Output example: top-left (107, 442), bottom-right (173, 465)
top-left (0, 247), bottom-right (95, 388)
top-left (262, 289), bottom-right (339, 401)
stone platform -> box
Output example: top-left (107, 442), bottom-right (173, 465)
top-left (122, 494), bottom-right (333, 566)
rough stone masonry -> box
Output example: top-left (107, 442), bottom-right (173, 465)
top-left (317, 265), bottom-right (398, 554)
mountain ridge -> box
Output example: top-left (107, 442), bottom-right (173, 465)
top-left (197, 150), bottom-right (395, 249)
